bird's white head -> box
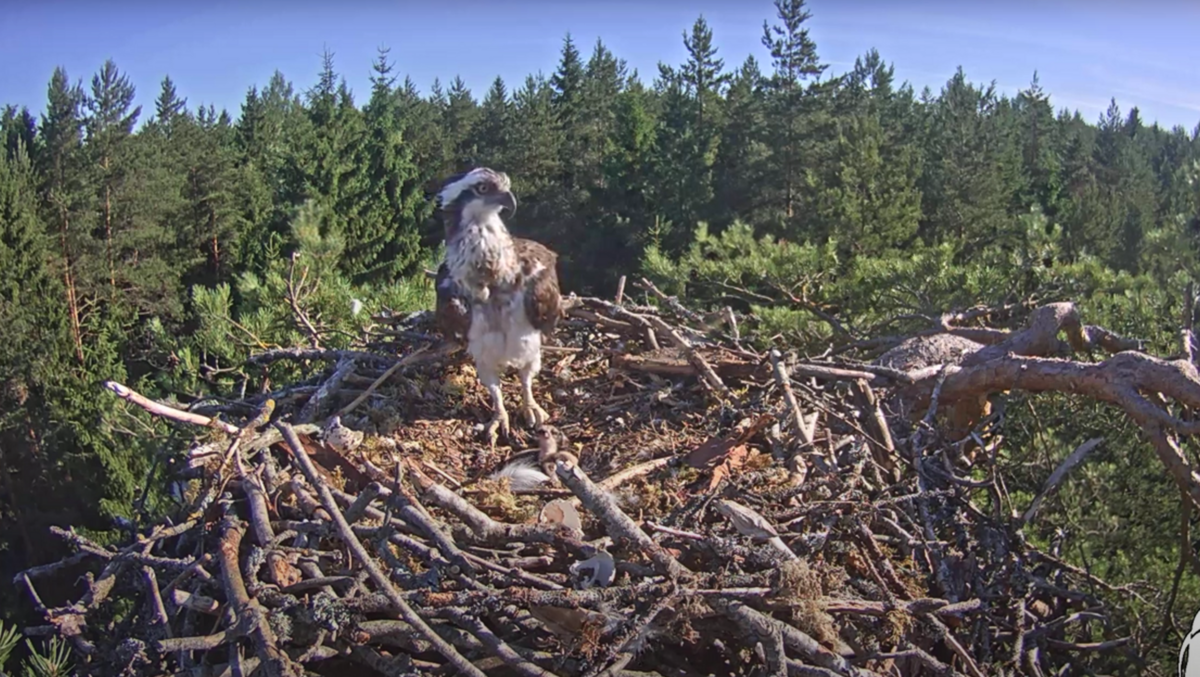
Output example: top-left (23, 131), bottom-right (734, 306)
top-left (437, 167), bottom-right (517, 234)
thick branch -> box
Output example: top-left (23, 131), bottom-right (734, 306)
top-left (918, 352), bottom-right (1200, 509)
top-left (215, 518), bottom-right (299, 677)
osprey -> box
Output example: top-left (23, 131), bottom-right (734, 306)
top-left (433, 167), bottom-right (562, 448)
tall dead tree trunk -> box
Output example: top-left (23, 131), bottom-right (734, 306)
top-left (102, 155), bottom-right (115, 290)
top-left (56, 204), bottom-right (85, 366)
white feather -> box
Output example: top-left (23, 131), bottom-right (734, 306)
top-left (492, 456), bottom-right (551, 491)
top-left (438, 168), bottom-right (492, 206)
top-left (467, 285), bottom-right (543, 375)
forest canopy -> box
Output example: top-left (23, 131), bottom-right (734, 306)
top-left (1, 0), bottom-right (1200, 672)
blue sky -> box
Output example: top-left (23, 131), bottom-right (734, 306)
top-left (3, 0), bottom-right (1199, 132)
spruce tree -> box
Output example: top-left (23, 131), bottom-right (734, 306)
top-left (587, 81), bottom-right (658, 291)
top-left (577, 39), bottom-right (626, 191)
top-left (550, 34), bottom-right (586, 191)
top-left (1, 106), bottom-right (37, 163)
top-left (917, 68), bottom-right (1013, 250)
top-left (154, 75), bottom-right (187, 127)
top-left (1013, 72), bottom-right (1062, 216)
top-left (0, 139), bottom-right (70, 567)
top-left (811, 50), bottom-right (921, 256)
top-left (443, 76), bottom-right (478, 171)
top-left (650, 65), bottom-right (701, 255)
top-left (470, 76), bottom-right (513, 168)
top-left (712, 56), bottom-right (769, 230)
top-left (348, 47), bottom-right (427, 282)
top-left (286, 49), bottom-right (367, 281)
top-left (180, 106), bottom-right (245, 289)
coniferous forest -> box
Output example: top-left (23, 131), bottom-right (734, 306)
top-left (3, 0), bottom-right (1200, 673)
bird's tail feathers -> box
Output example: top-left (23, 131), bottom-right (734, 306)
top-left (492, 457), bottom-right (551, 492)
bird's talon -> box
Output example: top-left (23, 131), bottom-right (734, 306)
top-left (483, 412), bottom-right (511, 449)
top-left (525, 404), bottom-right (549, 428)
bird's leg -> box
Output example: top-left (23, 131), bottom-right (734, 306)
top-left (519, 360), bottom-right (549, 428)
top-left (478, 368), bottom-right (510, 449)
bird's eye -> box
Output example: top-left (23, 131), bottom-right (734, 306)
top-left (476, 183), bottom-right (493, 194)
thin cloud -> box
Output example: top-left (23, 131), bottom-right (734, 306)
top-left (1111, 79), bottom-right (1200, 115)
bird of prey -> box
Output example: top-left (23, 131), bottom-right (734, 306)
top-left (1181, 608), bottom-right (1200, 677)
top-left (433, 167), bottom-right (562, 448)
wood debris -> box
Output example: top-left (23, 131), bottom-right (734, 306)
top-left (17, 294), bottom-right (1191, 676)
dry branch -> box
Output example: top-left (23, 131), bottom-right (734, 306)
top-left (104, 381), bottom-right (239, 434)
top-left (214, 517), bottom-right (299, 677)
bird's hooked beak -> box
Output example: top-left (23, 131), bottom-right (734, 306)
top-left (485, 189), bottom-right (518, 216)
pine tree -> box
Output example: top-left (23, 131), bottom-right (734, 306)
top-left (36, 67), bottom-right (91, 365)
top-left (85, 59), bottom-right (141, 292)
top-left (90, 67), bottom-right (193, 324)
top-left (760, 0), bottom-right (827, 229)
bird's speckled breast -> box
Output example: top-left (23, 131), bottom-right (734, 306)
top-left (446, 217), bottom-right (519, 302)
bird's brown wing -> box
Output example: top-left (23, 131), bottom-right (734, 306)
top-left (435, 260), bottom-right (471, 343)
top-left (514, 238), bottom-right (562, 337)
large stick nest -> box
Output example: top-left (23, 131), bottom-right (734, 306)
top-left (16, 279), bottom-right (1200, 677)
